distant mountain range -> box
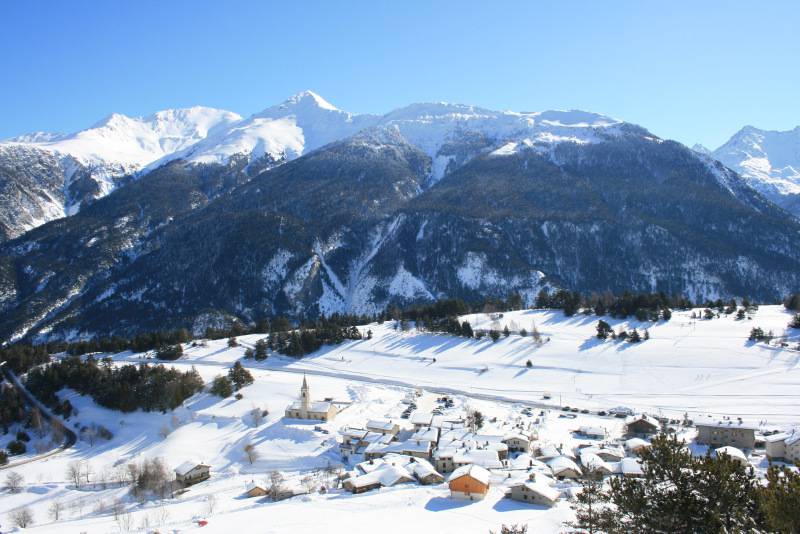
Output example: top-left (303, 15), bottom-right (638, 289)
top-left (1, 92), bottom-right (799, 341)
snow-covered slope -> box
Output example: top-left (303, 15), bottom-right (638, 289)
top-left (0, 107), bottom-right (242, 237)
top-left (152, 91), bottom-right (379, 168)
top-left (712, 126), bottom-right (800, 216)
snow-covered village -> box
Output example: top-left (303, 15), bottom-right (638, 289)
top-left (1, 302), bottom-right (799, 532)
top-left (3, 1), bottom-right (800, 532)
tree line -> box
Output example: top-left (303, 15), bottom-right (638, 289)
top-left (24, 356), bottom-right (204, 413)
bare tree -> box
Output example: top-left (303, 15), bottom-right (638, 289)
top-left (205, 494), bottom-right (217, 515)
top-left (301, 473), bottom-right (318, 494)
top-left (243, 441), bottom-right (259, 465)
top-left (250, 407), bottom-right (265, 426)
top-left (5, 471), bottom-right (24, 493)
top-left (117, 511), bottom-right (134, 532)
top-left (48, 499), bottom-right (63, 521)
top-left (159, 424), bottom-right (171, 439)
top-left (112, 498), bottom-right (125, 520)
top-left (268, 470), bottom-right (284, 501)
top-left (10, 507), bottom-right (34, 528)
top-left (30, 407), bottom-right (45, 439)
top-left (67, 460), bottom-right (83, 488)
top-left (171, 414), bottom-right (181, 430)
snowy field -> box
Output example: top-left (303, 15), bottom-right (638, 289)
top-left (0, 305), bottom-right (798, 533)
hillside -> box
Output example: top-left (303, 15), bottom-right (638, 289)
top-left (0, 305), bottom-right (797, 533)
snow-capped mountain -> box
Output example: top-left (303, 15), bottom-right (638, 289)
top-left (711, 125), bottom-right (800, 217)
top-left (0, 106), bottom-right (241, 239)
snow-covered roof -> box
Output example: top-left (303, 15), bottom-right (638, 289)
top-left (288, 400), bottom-right (333, 412)
top-left (410, 410), bottom-right (433, 425)
top-left (764, 432), bottom-right (791, 443)
top-left (546, 456), bottom-right (582, 476)
top-left (579, 451), bottom-right (612, 473)
top-left (578, 425), bottom-right (607, 437)
top-left (578, 445), bottom-right (625, 460)
top-left (514, 479), bottom-right (561, 502)
top-left (175, 461), bottom-right (208, 476)
top-left (509, 453), bottom-right (548, 471)
top-left (695, 420), bottom-right (758, 431)
top-left (613, 457), bottom-right (644, 476)
top-left (366, 419), bottom-right (398, 431)
top-left (537, 444), bottom-right (562, 459)
top-left (411, 426), bottom-right (439, 442)
top-left (503, 431), bottom-right (532, 442)
top-left (448, 464), bottom-right (491, 485)
top-left (625, 437), bottom-right (651, 451)
top-left (348, 464), bottom-right (414, 488)
top-left (624, 414), bottom-right (660, 428)
top-left (453, 449), bottom-right (503, 469)
top-left (714, 446), bottom-right (748, 463)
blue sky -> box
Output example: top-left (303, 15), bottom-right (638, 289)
top-left (2, 0), bottom-right (798, 148)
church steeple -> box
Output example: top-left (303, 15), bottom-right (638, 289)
top-left (300, 374), bottom-right (310, 414)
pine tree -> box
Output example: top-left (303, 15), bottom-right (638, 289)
top-left (210, 376), bottom-right (233, 398)
top-left (596, 320), bottom-right (612, 340)
top-left (760, 465), bottom-right (800, 532)
top-left (254, 339), bottom-right (268, 360)
top-left (503, 325), bottom-right (510, 337)
top-left (228, 362), bottom-right (254, 391)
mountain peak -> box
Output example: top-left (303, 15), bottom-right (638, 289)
top-left (281, 90), bottom-right (339, 112)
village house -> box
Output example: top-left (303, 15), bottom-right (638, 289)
top-left (624, 414), bottom-right (660, 437)
top-left (175, 461), bottom-right (210, 487)
top-left (447, 464), bottom-right (491, 501)
top-left (507, 478), bottom-right (561, 507)
top-left (366, 419), bottom-right (400, 437)
top-left (410, 410), bottom-right (433, 430)
top-left (546, 456), bottom-right (582, 479)
top-left (765, 430), bottom-right (800, 463)
top-left (273, 483), bottom-right (310, 502)
top-left (695, 421), bottom-right (757, 449)
top-left (503, 431), bottom-right (534, 454)
top-left (579, 451), bottom-right (613, 475)
top-left (343, 463), bottom-right (414, 494)
top-left (356, 454), bottom-right (444, 486)
top-left (284, 376), bottom-right (339, 421)
top-left (410, 426), bottom-right (440, 445)
top-left (244, 481), bottom-right (268, 498)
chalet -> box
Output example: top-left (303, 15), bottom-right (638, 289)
top-left (507, 478), bottom-right (561, 507)
top-left (624, 414), bottom-right (660, 437)
top-left (503, 432), bottom-right (534, 454)
top-left (410, 426), bottom-right (439, 445)
top-left (764, 430), bottom-right (800, 463)
top-left (578, 445), bottom-right (625, 462)
top-left (366, 419), bottom-right (400, 437)
top-left (447, 464), bottom-right (491, 501)
top-left (343, 464), bottom-right (414, 494)
top-left (410, 410), bottom-right (433, 430)
top-left (695, 421), bottom-right (756, 450)
top-left (274, 483), bottom-right (310, 501)
top-left (714, 446), bottom-right (749, 465)
top-left (284, 376), bottom-right (339, 421)
top-left (546, 456), bottom-right (582, 479)
top-left (358, 454), bottom-right (444, 485)
top-left (244, 482), bottom-right (268, 498)
top-left (175, 461), bottom-right (210, 487)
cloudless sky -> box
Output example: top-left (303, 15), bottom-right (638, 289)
top-left (2, 0), bottom-right (798, 148)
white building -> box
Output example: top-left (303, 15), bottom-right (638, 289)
top-left (284, 376), bottom-right (339, 421)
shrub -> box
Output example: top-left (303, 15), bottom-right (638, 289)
top-left (7, 440), bottom-right (26, 455)
top-left (210, 376), bottom-right (233, 398)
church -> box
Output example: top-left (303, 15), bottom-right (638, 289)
top-left (284, 375), bottom-right (340, 421)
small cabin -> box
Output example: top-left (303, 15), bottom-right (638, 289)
top-left (507, 479), bottom-right (560, 507)
top-left (175, 461), bottom-right (210, 487)
top-left (447, 464), bottom-right (491, 501)
top-left (624, 414), bottom-right (660, 437)
top-left (244, 482), bottom-right (268, 498)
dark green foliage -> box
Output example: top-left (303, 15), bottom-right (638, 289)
top-left (7, 440), bottom-right (26, 455)
top-left (628, 329), bottom-right (641, 343)
top-left (156, 343), bottom-right (183, 361)
top-left (789, 313), bottom-right (800, 329)
top-left (490, 525), bottom-right (527, 534)
top-left (15, 430), bottom-right (30, 442)
top-left (749, 327), bottom-right (768, 341)
top-left (228, 362), bottom-right (254, 391)
top-left (596, 320), bottom-right (612, 340)
top-left (525, 359), bottom-right (532, 368)
top-left (760, 465), bottom-right (800, 532)
top-left (401, 299), bottom-right (471, 321)
top-left (24, 356), bottom-right (203, 413)
top-left (0, 384), bottom-right (27, 429)
top-left (210, 376), bottom-right (233, 398)
top-left (784, 293), bottom-right (800, 312)
top-left (254, 339), bottom-right (268, 360)
top-left (228, 337), bottom-right (239, 348)
top-left (736, 308), bottom-right (746, 320)
top-left (0, 450), bottom-right (7, 465)
top-left (489, 330), bottom-right (500, 342)
top-left (274, 317), bottom-right (362, 357)
top-left (502, 325), bottom-right (510, 337)
top-left (568, 476), bottom-right (606, 534)
top-left (576, 434), bottom-right (765, 533)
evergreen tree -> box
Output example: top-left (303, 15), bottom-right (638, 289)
top-left (210, 376), bottom-right (233, 398)
top-left (789, 313), bottom-right (800, 329)
top-left (760, 465), bottom-right (800, 532)
top-left (254, 339), bottom-right (268, 360)
top-left (629, 329), bottom-right (641, 343)
top-left (596, 320), bottom-right (612, 340)
top-left (503, 325), bottom-right (510, 338)
top-left (228, 362), bottom-right (254, 391)
top-left (489, 330), bottom-right (501, 342)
